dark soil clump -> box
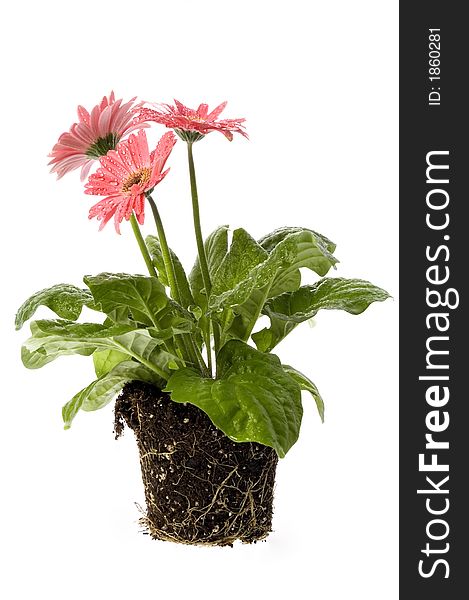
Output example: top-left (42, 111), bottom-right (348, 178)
top-left (114, 381), bottom-right (278, 546)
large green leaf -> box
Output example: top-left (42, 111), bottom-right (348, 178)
top-left (209, 229), bottom-right (267, 312)
top-left (259, 226), bottom-right (336, 254)
top-left (258, 227), bottom-right (338, 297)
top-left (146, 236), bottom-right (194, 309)
top-left (211, 229), bottom-right (268, 296)
top-left (112, 329), bottom-right (182, 375)
top-left (21, 319), bottom-right (180, 379)
top-left (189, 225), bottom-right (229, 309)
top-left (227, 229), bottom-right (333, 341)
top-left (93, 348), bottom-right (128, 378)
top-left (152, 300), bottom-right (197, 334)
top-left (226, 270), bottom-right (302, 342)
top-left (84, 273), bottom-right (168, 327)
top-left (224, 285), bottom-right (271, 341)
top-left (253, 277), bottom-right (390, 351)
top-left (265, 277), bottom-right (391, 320)
top-left (62, 361), bottom-right (160, 429)
top-left (165, 340), bottom-right (303, 457)
top-left (15, 284), bottom-right (94, 330)
top-left (208, 229), bottom-right (270, 340)
top-left (21, 320), bottom-right (135, 369)
top-left (209, 227), bottom-right (338, 314)
top-left (283, 365), bottom-right (325, 422)
top-left (251, 322), bottom-right (295, 353)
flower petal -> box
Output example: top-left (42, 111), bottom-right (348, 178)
top-left (206, 101), bottom-right (227, 121)
top-left (139, 100), bottom-right (246, 141)
top-left (49, 94), bottom-right (153, 179)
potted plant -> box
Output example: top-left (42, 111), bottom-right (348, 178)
top-left (16, 93), bottom-right (390, 546)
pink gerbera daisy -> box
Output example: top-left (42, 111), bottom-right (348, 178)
top-left (48, 92), bottom-right (149, 180)
top-left (139, 99), bottom-right (248, 143)
top-left (86, 130), bottom-right (176, 234)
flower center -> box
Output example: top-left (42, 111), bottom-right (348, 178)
top-left (86, 132), bottom-right (120, 158)
top-left (187, 115), bottom-right (205, 122)
top-left (121, 167), bottom-right (152, 192)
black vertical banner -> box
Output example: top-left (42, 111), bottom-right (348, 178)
top-left (400, 3), bottom-right (468, 597)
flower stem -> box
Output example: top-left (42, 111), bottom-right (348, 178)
top-left (130, 213), bottom-right (179, 360)
top-left (130, 214), bottom-right (158, 278)
top-left (187, 143), bottom-right (211, 297)
top-left (147, 196), bottom-right (180, 304)
top-left (205, 329), bottom-right (213, 374)
top-left (147, 195), bottom-right (209, 376)
top-left (187, 142), bottom-right (220, 373)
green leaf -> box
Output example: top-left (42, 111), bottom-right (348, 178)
top-left (189, 225), bottom-right (229, 309)
top-left (62, 361), bottom-right (160, 429)
top-left (258, 227), bottom-right (338, 297)
top-left (283, 365), bottom-right (325, 422)
top-left (109, 329), bottom-right (183, 376)
top-left (84, 273), bottom-right (168, 327)
top-left (209, 227), bottom-right (338, 314)
top-left (152, 300), bottom-right (197, 334)
top-left (15, 284), bottom-right (94, 330)
top-left (211, 229), bottom-right (268, 297)
top-left (146, 236), bottom-right (194, 309)
top-left (226, 270), bottom-right (301, 342)
top-left (265, 277), bottom-right (391, 320)
top-left (21, 319), bottom-right (180, 379)
top-left (251, 326), bottom-right (288, 354)
top-left (21, 320), bottom-right (135, 369)
top-left (93, 349), bottom-right (128, 378)
top-left (253, 278), bottom-right (390, 351)
top-left (165, 340), bottom-right (303, 457)
top-left (208, 229), bottom-right (270, 341)
top-left (259, 226), bottom-right (336, 254)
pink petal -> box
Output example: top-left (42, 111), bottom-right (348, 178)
top-left (197, 103), bottom-right (209, 118)
top-left (128, 129), bottom-right (150, 170)
top-left (150, 132), bottom-right (176, 181)
top-left (97, 105), bottom-right (113, 138)
top-left (116, 141), bottom-right (135, 174)
top-left (80, 161), bottom-right (94, 181)
top-left (90, 104), bottom-right (102, 135)
top-left (174, 99), bottom-right (190, 116)
top-left (77, 105), bottom-right (90, 125)
top-left (207, 101), bottom-right (227, 121)
top-left (99, 151), bottom-right (130, 180)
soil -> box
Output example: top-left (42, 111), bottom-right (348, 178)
top-left (114, 381), bottom-right (278, 546)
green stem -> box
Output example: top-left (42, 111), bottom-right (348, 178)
top-left (147, 195), bottom-right (208, 376)
top-left (205, 328), bottom-right (213, 374)
top-left (212, 322), bottom-right (221, 376)
top-left (192, 337), bottom-right (210, 377)
top-left (130, 214), bottom-right (157, 278)
top-left (187, 143), bottom-right (211, 297)
top-left (187, 142), bottom-right (220, 373)
top-left (164, 336), bottom-right (178, 358)
top-left (147, 197), bottom-right (180, 303)
top-left (130, 213), bottom-right (179, 359)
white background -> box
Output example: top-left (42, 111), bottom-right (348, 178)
top-left (0, 1), bottom-right (398, 598)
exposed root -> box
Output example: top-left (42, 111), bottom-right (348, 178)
top-left (115, 381), bottom-right (278, 547)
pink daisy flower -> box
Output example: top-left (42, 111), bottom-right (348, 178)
top-left (139, 99), bottom-right (248, 143)
top-left (48, 92), bottom-right (149, 180)
top-left (86, 130), bottom-right (176, 234)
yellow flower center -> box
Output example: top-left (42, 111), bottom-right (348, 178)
top-left (187, 115), bottom-right (205, 122)
top-left (122, 167), bottom-right (152, 193)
